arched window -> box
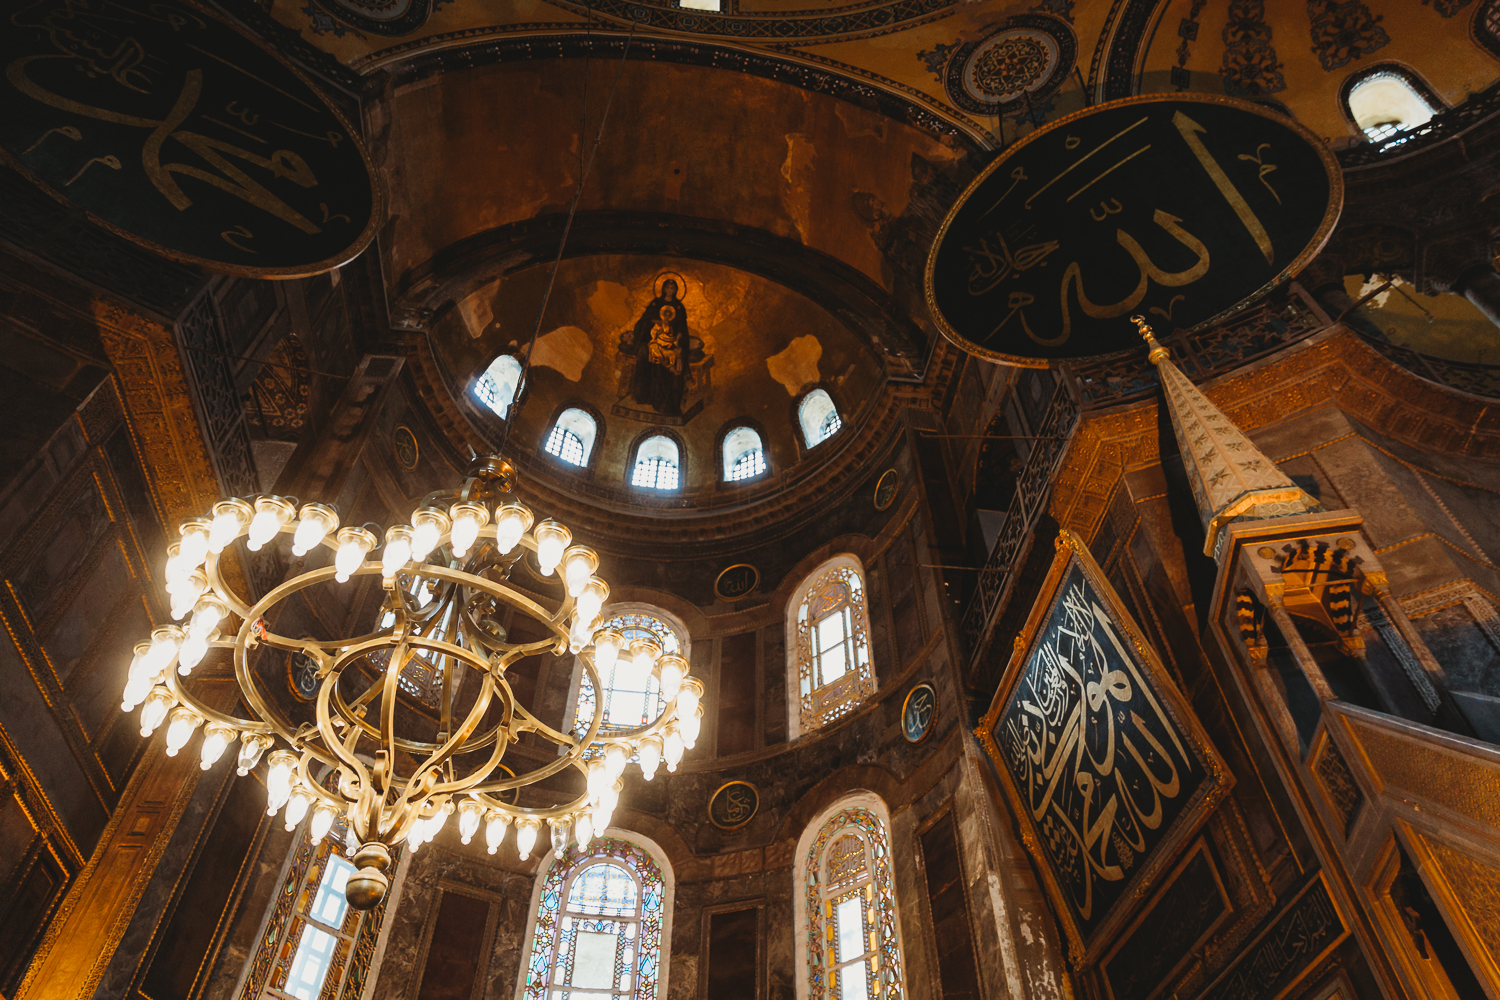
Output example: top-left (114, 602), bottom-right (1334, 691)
top-left (799, 390), bottom-right (843, 448)
top-left (794, 795), bottom-right (906, 1000)
top-left (520, 836), bottom-right (673, 1000)
top-left (1478, 0), bottom-right (1500, 59)
top-left (566, 608), bottom-right (686, 738)
top-left (235, 782), bottom-right (397, 1000)
top-left (474, 355), bottom-right (522, 418)
top-left (722, 425), bottom-right (767, 482)
top-left (631, 436), bottom-right (680, 491)
top-left (545, 408), bottom-right (598, 468)
top-left (1347, 71), bottom-right (1438, 144)
top-left (786, 556), bottom-right (875, 738)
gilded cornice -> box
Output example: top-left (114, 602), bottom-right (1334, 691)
top-left (1050, 327), bottom-right (1500, 547)
top-left (89, 299), bottom-right (222, 525)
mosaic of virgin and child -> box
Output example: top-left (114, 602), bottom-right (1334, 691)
top-left (619, 275), bottom-right (709, 416)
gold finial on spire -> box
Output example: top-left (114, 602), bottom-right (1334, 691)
top-left (1131, 315), bottom-right (1170, 364)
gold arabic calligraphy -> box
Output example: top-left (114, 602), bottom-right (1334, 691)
top-left (963, 111), bottom-right (1281, 348)
top-left (7, 0), bottom-right (351, 253)
top-left (1000, 577), bottom-right (1195, 924)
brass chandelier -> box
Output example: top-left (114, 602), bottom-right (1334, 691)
top-left (121, 456), bottom-right (704, 909)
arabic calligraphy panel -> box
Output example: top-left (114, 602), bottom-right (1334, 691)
top-left (977, 532), bottom-right (1230, 964)
top-left (708, 781), bottom-right (759, 830)
top-left (926, 94), bottom-right (1341, 365)
top-left (2, 0), bottom-right (379, 276)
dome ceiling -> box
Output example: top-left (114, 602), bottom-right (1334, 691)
top-left (421, 253), bottom-right (887, 502)
top-left (280, 0), bottom-right (1497, 153)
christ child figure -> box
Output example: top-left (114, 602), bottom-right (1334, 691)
top-left (648, 305), bottom-right (683, 374)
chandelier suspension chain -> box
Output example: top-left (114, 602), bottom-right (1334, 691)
top-left (498, 19), bottom-right (638, 459)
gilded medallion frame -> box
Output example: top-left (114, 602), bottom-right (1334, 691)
top-left (707, 780), bottom-right (759, 830)
top-left (873, 468), bottom-right (900, 511)
top-left (0, 0), bottom-right (383, 279)
top-left (923, 92), bottom-right (1343, 368)
top-left (975, 530), bottom-right (1231, 966)
top-left (714, 564), bottom-right (759, 603)
top-left (901, 682), bottom-right (937, 744)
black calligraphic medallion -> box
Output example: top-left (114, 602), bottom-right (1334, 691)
top-left (393, 425), bottom-right (419, 470)
top-left (714, 564), bottom-right (759, 603)
top-left (901, 682), bottom-right (936, 744)
top-left (288, 649), bottom-right (319, 700)
top-left (976, 531), bottom-right (1229, 965)
top-left (707, 781), bottom-right (758, 830)
top-left (926, 94), bottom-right (1341, 366)
top-left (1, 0), bottom-right (380, 277)
top-left (873, 468), bottom-right (899, 511)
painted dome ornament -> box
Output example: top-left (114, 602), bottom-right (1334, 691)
top-left (122, 454), bottom-right (705, 910)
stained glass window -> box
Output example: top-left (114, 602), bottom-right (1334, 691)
top-left (521, 837), bottom-right (669, 1000)
top-left (237, 785), bottom-right (396, 1000)
top-left (791, 559), bottom-right (875, 735)
top-left (803, 806), bottom-right (905, 1000)
top-left (572, 611), bottom-right (681, 739)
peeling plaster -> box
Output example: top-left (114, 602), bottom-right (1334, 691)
top-left (766, 335), bottom-right (822, 396)
top-left (458, 278), bottom-right (499, 338)
top-left (525, 325), bottom-right (594, 381)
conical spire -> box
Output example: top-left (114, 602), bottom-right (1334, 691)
top-left (1133, 316), bottom-right (1322, 559)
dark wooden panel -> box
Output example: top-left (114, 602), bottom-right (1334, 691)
top-left (141, 777), bottom-right (266, 1000)
top-left (705, 906), bottom-right (759, 1000)
top-left (417, 890), bottom-right (491, 1000)
top-left (920, 811), bottom-right (981, 1000)
top-left (717, 632), bottom-right (758, 756)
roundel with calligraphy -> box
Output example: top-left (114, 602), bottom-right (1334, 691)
top-left (0, 0), bottom-right (380, 277)
top-left (707, 781), bottom-right (759, 830)
top-left (944, 15), bottom-right (1076, 116)
top-left (925, 93), bottom-right (1342, 366)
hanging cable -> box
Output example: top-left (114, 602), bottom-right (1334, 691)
top-left (497, 18), bottom-right (638, 458)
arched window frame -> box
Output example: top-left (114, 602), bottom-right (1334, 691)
top-left (718, 421), bottom-right (770, 484)
top-left (785, 555), bottom-right (875, 740)
top-left (796, 388), bottom-right (844, 451)
top-left (561, 604), bottom-right (691, 744)
top-left (627, 431), bottom-right (685, 492)
top-left (516, 833), bottom-right (675, 1000)
top-left (793, 793), bottom-right (907, 1000)
top-left (233, 770), bottom-right (405, 1000)
top-left (542, 402), bottom-right (604, 471)
top-left (1338, 64), bottom-right (1445, 146)
top-left (1475, 0), bottom-right (1500, 59)
top-left (474, 354), bottom-right (523, 419)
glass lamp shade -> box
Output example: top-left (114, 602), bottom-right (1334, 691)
top-left (591, 628), bottom-right (624, 672)
top-left (310, 802), bottom-right (339, 842)
top-left (574, 577), bottom-right (609, 625)
top-left (334, 526), bottom-right (377, 582)
top-left (448, 502), bottom-right (488, 557)
top-left (515, 818), bottom-right (540, 861)
top-left (562, 546), bottom-right (599, 597)
top-left (264, 750), bottom-right (298, 815)
top-left (207, 498), bottom-right (252, 553)
top-left (494, 503), bottom-right (534, 554)
top-left (247, 497), bottom-right (294, 552)
top-left (139, 687), bottom-right (174, 737)
top-left (199, 724), bottom-right (237, 770)
top-left (485, 811), bottom-right (509, 854)
top-left (163, 707), bottom-right (202, 757)
top-left (457, 799), bottom-right (484, 844)
top-left (291, 503), bottom-right (339, 556)
top-left (409, 508), bottom-right (451, 562)
top-left (656, 654), bottom-right (687, 700)
top-left (382, 526), bottom-right (415, 580)
top-left (283, 786), bottom-right (315, 831)
top-left (236, 734), bottom-right (272, 776)
top-left (177, 518), bottom-right (213, 568)
top-left (637, 736), bottom-right (663, 780)
top-left (676, 676), bottom-right (704, 717)
top-left (532, 520), bottom-right (572, 576)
